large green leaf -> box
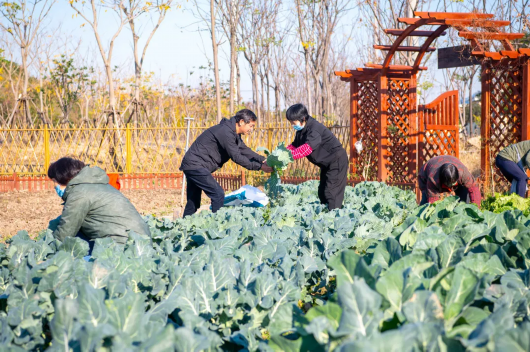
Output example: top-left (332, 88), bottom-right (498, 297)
top-left (336, 279), bottom-right (382, 339)
top-left (444, 266), bottom-right (480, 322)
top-left (328, 250), bottom-right (375, 288)
top-left (105, 291), bottom-right (145, 341)
top-left (50, 299), bottom-right (79, 351)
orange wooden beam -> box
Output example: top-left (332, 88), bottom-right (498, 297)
top-left (374, 45), bottom-right (436, 52)
top-left (384, 29), bottom-right (447, 37)
top-left (444, 19), bottom-right (510, 27)
top-left (458, 31), bottom-right (525, 40)
top-left (398, 18), bottom-right (445, 25)
top-left (500, 50), bottom-right (520, 59)
top-left (415, 12), bottom-right (494, 20)
top-left (519, 48), bottom-right (530, 56)
top-left (484, 52), bottom-right (503, 60)
top-left (365, 63), bottom-right (428, 71)
top-left (334, 71), bottom-right (352, 78)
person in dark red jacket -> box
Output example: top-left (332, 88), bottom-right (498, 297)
top-left (418, 155), bottom-right (481, 206)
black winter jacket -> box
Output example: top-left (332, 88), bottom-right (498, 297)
top-left (292, 117), bottom-right (345, 168)
top-left (180, 117), bottom-right (265, 173)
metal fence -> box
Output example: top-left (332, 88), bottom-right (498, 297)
top-left (0, 123), bottom-right (351, 192)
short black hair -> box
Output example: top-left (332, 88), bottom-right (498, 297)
top-left (286, 104), bottom-right (310, 122)
top-left (234, 109), bottom-right (258, 124)
top-left (439, 163), bottom-right (459, 188)
top-left (48, 157), bottom-right (86, 185)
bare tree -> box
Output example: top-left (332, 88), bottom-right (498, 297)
top-left (0, 0), bottom-right (56, 126)
top-left (69, 0), bottom-right (137, 170)
top-left (119, 0), bottom-right (173, 126)
top-left (69, 0), bottom-right (132, 124)
top-left (295, 0), bottom-right (351, 119)
top-left (192, 0), bottom-right (224, 122)
top-left (238, 0), bottom-right (280, 126)
top-left (216, 0), bottom-right (247, 114)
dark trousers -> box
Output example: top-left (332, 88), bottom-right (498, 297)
top-left (318, 151), bottom-right (349, 210)
top-left (183, 169), bottom-right (225, 217)
top-left (420, 187), bottom-right (470, 206)
top-left (496, 155), bottom-right (527, 197)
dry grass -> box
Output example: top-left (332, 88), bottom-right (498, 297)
top-left (459, 136), bottom-right (481, 178)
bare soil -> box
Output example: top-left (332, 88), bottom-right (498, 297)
top-left (0, 189), bottom-right (211, 240)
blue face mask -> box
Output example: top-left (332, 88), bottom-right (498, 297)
top-left (55, 185), bottom-right (65, 198)
top-left (293, 124), bottom-right (304, 131)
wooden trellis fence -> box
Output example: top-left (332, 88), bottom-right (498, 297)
top-left (336, 11), bottom-right (530, 194)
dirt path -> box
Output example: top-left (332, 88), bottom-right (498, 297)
top-left (0, 189), bottom-right (211, 239)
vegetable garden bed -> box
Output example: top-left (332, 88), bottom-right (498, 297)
top-left (1, 181), bottom-right (529, 351)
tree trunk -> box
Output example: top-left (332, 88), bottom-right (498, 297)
top-left (251, 64), bottom-right (260, 126)
top-left (266, 72), bottom-right (270, 125)
top-left (260, 73), bottom-right (265, 124)
top-left (236, 57), bottom-right (242, 106)
top-left (304, 51), bottom-right (313, 116)
top-left (275, 85), bottom-right (280, 122)
top-left (211, 0), bottom-right (222, 122)
top-left (469, 75), bottom-right (474, 137)
top-left (21, 47), bottom-right (30, 127)
top-left (134, 29), bottom-right (141, 127)
top-left (229, 28), bottom-right (236, 114)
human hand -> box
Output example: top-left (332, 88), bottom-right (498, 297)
top-left (261, 164), bottom-right (273, 173)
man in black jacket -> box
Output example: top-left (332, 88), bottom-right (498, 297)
top-left (180, 109), bottom-right (273, 217)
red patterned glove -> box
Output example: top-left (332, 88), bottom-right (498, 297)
top-left (288, 143), bottom-right (313, 160)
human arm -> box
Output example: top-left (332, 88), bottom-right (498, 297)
top-left (287, 144), bottom-right (313, 160)
top-left (218, 133), bottom-right (262, 171)
top-left (458, 164), bottom-right (481, 206)
top-left (467, 185), bottom-right (482, 206)
top-left (239, 138), bottom-right (266, 163)
top-left (52, 193), bottom-right (91, 242)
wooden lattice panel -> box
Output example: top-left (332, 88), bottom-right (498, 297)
top-left (386, 79), bottom-right (411, 183)
top-left (356, 80), bottom-right (379, 180)
top-left (487, 59), bottom-right (525, 192)
top-left (419, 90), bottom-right (459, 166)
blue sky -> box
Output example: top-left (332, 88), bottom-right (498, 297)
top-left (50, 1), bottom-right (252, 97)
top-left (13, 0), bottom-right (490, 105)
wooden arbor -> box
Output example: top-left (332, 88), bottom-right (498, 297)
top-left (336, 12), bottom-right (530, 191)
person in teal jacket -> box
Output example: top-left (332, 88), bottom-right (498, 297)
top-left (48, 157), bottom-right (151, 251)
top-left (496, 140), bottom-right (530, 197)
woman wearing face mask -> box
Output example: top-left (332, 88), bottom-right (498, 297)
top-left (418, 155), bottom-right (481, 206)
top-left (285, 103), bottom-right (349, 210)
top-left (48, 157), bottom-right (151, 253)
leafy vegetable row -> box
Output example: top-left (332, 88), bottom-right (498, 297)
top-left (1, 182), bottom-right (529, 351)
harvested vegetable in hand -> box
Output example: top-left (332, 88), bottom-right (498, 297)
top-left (257, 142), bottom-right (294, 198)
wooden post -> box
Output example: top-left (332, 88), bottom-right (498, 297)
top-left (378, 74), bottom-right (389, 181)
top-left (522, 59), bottom-right (530, 141)
top-left (267, 128), bottom-right (272, 151)
top-left (241, 169), bottom-right (246, 186)
top-left (481, 62), bottom-right (492, 192)
top-left (453, 91), bottom-right (460, 158)
top-left (350, 77), bottom-right (358, 175)
top-left (408, 74), bottom-right (418, 182)
top-left (126, 123), bottom-right (132, 174)
top-left (13, 172), bottom-right (18, 191)
top-left (44, 124), bottom-right (50, 173)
